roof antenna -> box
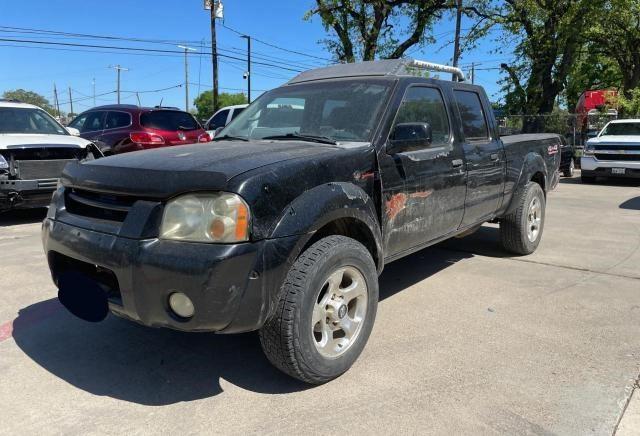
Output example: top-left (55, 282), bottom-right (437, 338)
top-left (158, 97), bottom-right (164, 108)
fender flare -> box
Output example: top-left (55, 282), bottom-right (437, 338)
top-left (269, 182), bottom-right (383, 271)
top-left (505, 152), bottom-right (547, 215)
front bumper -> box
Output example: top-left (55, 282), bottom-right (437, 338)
top-left (581, 156), bottom-right (640, 178)
top-left (42, 218), bottom-right (299, 333)
top-left (0, 178), bottom-right (58, 210)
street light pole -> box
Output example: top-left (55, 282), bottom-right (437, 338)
top-left (452, 0), bottom-right (463, 82)
top-left (178, 45), bottom-right (197, 112)
top-left (241, 35), bottom-right (251, 103)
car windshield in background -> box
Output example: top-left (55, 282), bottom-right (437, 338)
top-left (140, 110), bottom-right (200, 131)
top-left (601, 122), bottom-right (640, 136)
top-left (0, 107), bottom-right (68, 135)
top-left (219, 79), bottom-right (392, 143)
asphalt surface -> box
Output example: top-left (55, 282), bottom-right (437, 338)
top-left (1, 172), bottom-right (639, 435)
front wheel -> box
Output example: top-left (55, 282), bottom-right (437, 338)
top-left (259, 235), bottom-right (378, 384)
top-left (500, 182), bottom-right (546, 255)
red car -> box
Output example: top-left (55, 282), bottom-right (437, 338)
top-left (68, 105), bottom-right (211, 155)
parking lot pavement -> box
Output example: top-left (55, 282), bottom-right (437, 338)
top-left (1, 173), bottom-right (639, 435)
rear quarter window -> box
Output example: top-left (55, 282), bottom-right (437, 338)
top-left (140, 111), bottom-right (200, 131)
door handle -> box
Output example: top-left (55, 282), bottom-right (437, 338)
top-left (452, 159), bottom-right (464, 168)
top-left (490, 153), bottom-right (500, 161)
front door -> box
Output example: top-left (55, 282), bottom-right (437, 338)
top-left (379, 85), bottom-right (467, 258)
top-left (453, 89), bottom-right (505, 226)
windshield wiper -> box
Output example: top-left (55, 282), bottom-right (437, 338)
top-left (177, 125), bottom-right (197, 131)
top-left (262, 133), bottom-right (338, 145)
top-left (213, 134), bottom-right (249, 142)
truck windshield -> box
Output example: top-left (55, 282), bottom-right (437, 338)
top-left (600, 122), bottom-right (640, 136)
top-left (0, 107), bottom-right (68, 135)
top-left (218, 79), bottom-right (392, 143)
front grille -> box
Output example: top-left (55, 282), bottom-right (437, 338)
top-left (595, 153), bottom-right (640, 162)
top-left (594, 144), bottom-right (640, 151)
top-left (65, 188), bottom-right (138, 222)
top-left (16, 159), bottom-right (75, 180)
top-left (0, 147), bottom-right (81, 161)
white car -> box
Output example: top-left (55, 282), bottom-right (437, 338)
top-left (204, 104), bottom-right (248, 137)
top-left (581, 119), bottom-right (640, 183)
top-left (0, 100), bottom-right (101, 211)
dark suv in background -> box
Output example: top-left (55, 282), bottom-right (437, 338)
top-left (68, 105), bottom-right (210, 155)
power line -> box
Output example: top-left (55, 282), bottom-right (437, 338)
top-left (220, 22), bottom-right (334, 62)
top-left (0, 37), bottom-right (306, 73)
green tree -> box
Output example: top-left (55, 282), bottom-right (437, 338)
top-left (564, 50), bottom-right (621, 111)
top-left (2, 89), bottom-right (56, 115)
top-left (483, 0), bottom-right (604, 132)
top-left (306, 0), bottom-right (451, 62)
top-left (589, 0), bottom-right (640, 98)
top-left (193, 91), bottom-right (247, 120)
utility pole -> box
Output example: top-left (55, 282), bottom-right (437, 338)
top-left (452, 0), bottom-right (463, 81)
top-left (68, 87), bottom-right (74, 116)
top-left (206, 0), bottom-right (222, 112)
top-left (241, 35), bottom-right (251, 103)
top-left (109, 65), bottom-right (128, 104)
top-left (471, 62), bottom-right (476, 84)
top-left (92, 78), bottom-right (96, 106)
top-left (178, 45), bottom-right (197, 112)
top-left (53, 83), bottom-right (61, 118)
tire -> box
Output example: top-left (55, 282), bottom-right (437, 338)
top-left (563, 160), bottom-right (575, 177)
top-left (500, 182), bottom-right (546, 255)
top-left (259, 235), bottom-right (378, 384)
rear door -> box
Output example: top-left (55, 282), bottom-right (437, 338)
top-left (454, 89), bottom-right (505, 227)
top-left (379, 84), bottom-right (467, 257)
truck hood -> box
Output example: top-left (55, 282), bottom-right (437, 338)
top-left (61, 140), bottom-right (339, 198)
top-left (0, 133), bottom-right (91, 149)
top-left (587, 135), bottom-right (640, 146)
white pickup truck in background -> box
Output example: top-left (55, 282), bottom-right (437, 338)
top-left (581, 119), bottom-right (640, 183)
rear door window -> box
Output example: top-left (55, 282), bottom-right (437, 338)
top-left (208, 110), bottom-right (229, 130)
top-left (230, 107), bottom-right (245, 121)
top-left (454, 90), bottom-right (489, 140)
top-left (141, 111), bottom-right (200, 131)
top-left (105, 111), bottom-right (131, 130)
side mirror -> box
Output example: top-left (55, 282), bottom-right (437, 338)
top-left (387, 123), bottom-right (432, 154)
top-left (66, 126), bottom-right (81, 137)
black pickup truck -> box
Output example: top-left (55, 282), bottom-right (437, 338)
top-left (42, 59), bottom-right (560, 384)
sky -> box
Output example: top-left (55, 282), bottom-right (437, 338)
top-left (0, 0), bottom-right (513, 114)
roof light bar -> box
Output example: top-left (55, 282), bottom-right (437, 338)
top-left (407, 60), bottom-right (465, 82)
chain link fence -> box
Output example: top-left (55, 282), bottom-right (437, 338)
top-left (495, 113), bottom-right (629, 147)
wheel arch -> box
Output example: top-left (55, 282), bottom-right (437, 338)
top-left (269, 182), bottom-right (384, 273)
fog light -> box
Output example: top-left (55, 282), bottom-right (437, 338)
top-left (168, 292), bottom-right (195, 318)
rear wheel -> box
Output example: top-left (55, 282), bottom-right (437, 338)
top-left (259, 235), bottom-right (378, 384)
top-left (500, 182), bottom-right (546, 255)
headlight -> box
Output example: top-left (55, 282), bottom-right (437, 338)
top-left (583, 143), bottom-right (594, 155)
top-left (160, 193), bottom-right (250, 243)
top-left (0, 154), bottom-right (8, 171)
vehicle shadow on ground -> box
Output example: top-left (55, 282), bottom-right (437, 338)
top-left (12, 243), bottom-right (477, 405)
top-left (0, 208), bottom-right (47, 227)
top-left (620, 196), bottom-right (640, 211)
